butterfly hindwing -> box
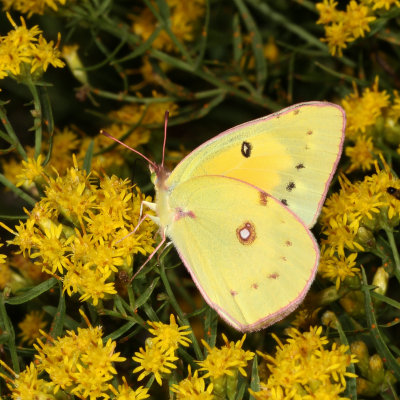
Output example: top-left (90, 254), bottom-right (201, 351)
top-left (167, 102), bottom-right (345, 227)
top-left (164, 175), bottom-right (319, 332)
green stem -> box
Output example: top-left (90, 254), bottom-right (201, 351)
top-left (0, 174), bottom-right (36, 206)
top-left (159, 261), bottom-right (203, 359)
top-left (0, 293), bottom-right (19, 373)
top-left (26, 80), bottom-right (43, 159)
top-left (0, 106), bottom-right (27, 160)
top-left (385, 228), bottom-right (400, 283)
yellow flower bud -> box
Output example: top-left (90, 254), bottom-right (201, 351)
top-left (350, 341), bottom-right (369, 377)
top-left (62, 45), bottom-right (88, 85)
top-left (372, 266), bottom-right (389, 296)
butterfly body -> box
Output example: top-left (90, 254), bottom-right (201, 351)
top-left (148, 102), bottom-right (345, 332)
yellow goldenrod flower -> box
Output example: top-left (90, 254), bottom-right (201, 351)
top-left (253, 326), bottom-right (357, 399)
top-left (317, 0), bottom-right (376, 56)
top-left (132, 343), bottom-right (179, 385)
top-left (109, 376), bottom-right (150, 400)
top-left (368, 0), bottom-right (400, 9)
top-left (147, 314), bottom-right (192, 353)
top-left (342, 77), bottom-right (390, 139)
top-left (0, 243), bottom-right (6, 265)
top-left (2, 0), bottom-right (67, 16)
top-left (345, 135), bottom-right (377, 173)
top-left (9, 219), bottom-right (37, 257)
top-left (171, 366), bottom-right (214, 399)
top-left (318, 249), bottom-right (359, 290)
top-left (197, 334), bottom-right (254, 399)
top-left (0, 362), bottom-right (56, 400)
top-left (30, 222), bottom-right (71, 274)
top-left (0, 13), bottom-right (64, 81)
top-left (0, 243), bottom-right (12, 290)
top-left (131, 0), bottom-right (205, 52)
top-left (316, 0), bottom-right (339, 25)
top-left (15, 154), bottom-right (46, 188)
top-left (18, 310), bottom-right (47, 345)
top-left (7, 155), bottom-right (157, 305)
top-left (345, 1), bottom-right (376, 39)
top-left (34, 325), bottom-right (125, 396)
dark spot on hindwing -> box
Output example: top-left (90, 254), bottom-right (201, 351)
top-left (241, 141), bottom-right (252, 158)
top-left (296, 163), bottom-right (305, 170)
top-left (286, 181), bottom-right (295, 191)
top-left (307, 130), bottom-right (313, 135)
top-left (259, 191), bottom-right (268, 206)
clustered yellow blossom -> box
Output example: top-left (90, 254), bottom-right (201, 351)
top-left (251, 326), bottom-right (358, 399)
top-left (2, 0), bottom-right (66, 16)
top-left (0, 362), bottom-right (55, 400)
top-left (316, 0), bottom-right (400, 57)
top-left (132, 314), bottom-right (192, 385)
top-left (1, 98), bottom-right (178, 184)
top-left (316, 0), bottom-right (376, 56)
top-left (197, 334), bottom-right (254, 399)
top-left (340, 77), bottom-right (400, 173)
top-left (319, 159), bottom-right (400, 288)
top-left (171, 366), bottom-right (214, 400)
top-left (0, 13), bottom-right (64, 81)
top-left (18, 310), bottom-right (47, 345)
top-left (131, 0), bottom-right (205, 52)
top-left (34, 322), bottom-right (126, 397)
top-left (4, 155), bottom-right (157, 305)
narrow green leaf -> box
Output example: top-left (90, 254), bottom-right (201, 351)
top-left (83, 139), bottom-right (94, 174)
top-left (105, 321), bottom-right (136, 341)
top-left (134, 277), bottom-right (160, 309)
top-left (5, 278), bottom-right (57, 305)
top-left (249, 355), bottom-right (260, 399)
top-left (194, 0), bottom-right (210, 68)
top-left (50, 285), bottom-right (66, 339)
top-left (0, 173), bottom-right (36, 206)
top-left (0, 293), bottom-right (19, 372)
top-left (361, 267), bottom-right (400, 381)
top-left (233, 0), bottom-right (266, 91)
top-left (232, 13), bottom-right (243, 65)
top-left (204, 307), bottom-right (218, 349)
top-left (336, 319), bottom-right (357, 400)
top-left (372, 291), bottom-right (400, 310)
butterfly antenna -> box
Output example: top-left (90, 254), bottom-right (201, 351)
top-left (161, 111), bottom-right (169, 168)
top-left (101, 130), bottom-right (157, 170)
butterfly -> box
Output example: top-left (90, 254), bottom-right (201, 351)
top-left (104, 101), bottom-right (346, 332)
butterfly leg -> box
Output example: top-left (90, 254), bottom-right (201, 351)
top-left (129, 228), bottom-right (167, 283)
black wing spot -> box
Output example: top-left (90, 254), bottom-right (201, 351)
top-left (296, 163), bottom-right (305, 170)
top-left (241, 141), bottom-right (252, 158)
top-left (281, 199), bottom-right (288, 206)
top-left (286, 181), bottom-right (296, 191)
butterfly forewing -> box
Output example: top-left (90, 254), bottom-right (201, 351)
top-left (166, 102), bottom-right (345, 228)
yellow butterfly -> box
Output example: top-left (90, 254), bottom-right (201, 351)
top-left (105, 102), bottom-right (345, 332)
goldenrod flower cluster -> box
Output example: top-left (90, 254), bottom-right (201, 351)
top-left (0, 13), bottom-right (64, 81)
top-left (4, 155), bottom-right (157, 305)
top-left (316, 0), bottom-right (399, 56)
